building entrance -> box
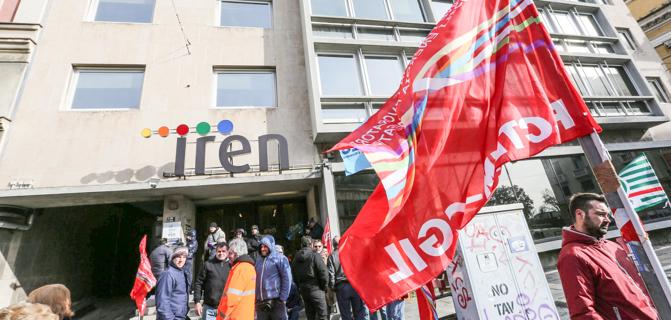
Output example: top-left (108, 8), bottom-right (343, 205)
top-left (197, 197), bottom-right (308, 258)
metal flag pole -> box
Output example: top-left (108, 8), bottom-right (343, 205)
top-left (579, 131), bottom-right (671, 317)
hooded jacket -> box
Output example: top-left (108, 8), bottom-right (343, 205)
top-left (557, 227), bottom-right (657, 320)
top-left (155, 262), bottom-right (190, 320)
top-left (291, 246), bottom-right (328, 290)
top-left (150, 244), bottom-right (173, 280)
top-left (217, 255), bottom-right (256, 320)
top-left (255, 235), bottom-right (292, 302)
top-left (193, 256), bottom-right (231, 307)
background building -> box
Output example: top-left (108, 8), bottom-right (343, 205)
top-left (627, 0), bottom-right (671, 75)
top-left (299, 0), bottom-right (671, 259)
top-left (0, 0), bottom-right (323, 309)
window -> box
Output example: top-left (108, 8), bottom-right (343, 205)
top-left (220, 1), bottom-right (271, 28)
top-left (216, 70), bottom-right (276, 107)
top-left (399, 29), bottom-right (429, 44)
top-left (317, 55), bottom-right (363, 96)
top-left (70, 69), bottom-right (144, 109)
top-left (311, 0), bottom-right (348, 17)
top-left (364, 56), bottom-right (403, 96)
top-left (647, 77), bottom-right (670, 103)
top-left (431, 0), bottom-right (453, 21)
top-left (545, 10), bottom-right (603, 37)
top-left (352, 0), bottom-right (388, 20)
top-left (340, 0), bottom-right (425, 22)
top-left (617, 28), bottom-right (637, 51)
top-left (313, 25), bottom-right (353, 39)
top-left (388, 0), bottom-right (425, 22)
top-left (92, 0), bottom-right (155, 23)
top-left (321, 104), bottom-right (368, 123)
top-left (357, 27), bottom-right (396, 41)
top-left (566, 63), bottom-right (637, 97)
top-left (576, 14), bottom-right (602, 37)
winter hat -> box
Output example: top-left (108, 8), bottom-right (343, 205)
top-left (209, 222), bottom-right (218, 228)
top-left (171, 246), bottom-right (188, 261)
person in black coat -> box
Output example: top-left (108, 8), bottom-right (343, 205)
top-left (193, 242), bottom-right (231, 320)
top-left (291, 236), bottom-right (328, 320)
top-left (150, 238), bottom-right (173, 280)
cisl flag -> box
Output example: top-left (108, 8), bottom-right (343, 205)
top-left (616, 154), bottom-right (670, 241)
top-left (328, 0), bottom-right (601, 310)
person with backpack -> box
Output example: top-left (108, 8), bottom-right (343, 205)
top-left (291, 236), bottom-right (328, 320)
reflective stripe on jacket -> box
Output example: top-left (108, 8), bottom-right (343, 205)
top-left (217, 255), bottom-right (256, 320)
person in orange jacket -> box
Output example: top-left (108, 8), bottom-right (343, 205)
top-left (217, 238), bottom-right (256, 320)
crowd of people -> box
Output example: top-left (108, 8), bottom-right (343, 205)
top-left (149, 219), bottom-right (403, 320)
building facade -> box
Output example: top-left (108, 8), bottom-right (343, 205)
top-left (627, 0), bottom-right (671, 75)
top-left (300, 0), bottom-right (671, 254)
top-left (1, 0), bottom-right (671, 309)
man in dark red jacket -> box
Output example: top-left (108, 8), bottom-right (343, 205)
top-left (558, 193), bottom-right (657, 319)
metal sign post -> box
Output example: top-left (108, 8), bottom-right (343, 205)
top-left (579, 132), bottom-right (671, 317)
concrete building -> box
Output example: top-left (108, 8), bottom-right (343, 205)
top-left (0, 0), bottom-right (671, 313)
top-left (627, 0), bottom-right (671, 75)
top-left (299, 0), bottom-right (671, 260)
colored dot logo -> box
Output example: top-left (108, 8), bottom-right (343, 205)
top-left (141, 120), bottom-right (235, 138)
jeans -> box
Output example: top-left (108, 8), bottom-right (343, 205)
top-left (335, 282), bottom-right (369, 320)
top-left (370, 308), bottom-right (386, 320)
top-left (287, 305), bottom-right (303, 320)
top-left (256, 300), bottom-right (288, 320)
top-left (202, 304), bottom-right (217, 320)
top-left (385, 300), bottom-right (405, 320)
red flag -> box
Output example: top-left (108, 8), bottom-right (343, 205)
top-left (322, 216), bottom-right (333, 255)
top-left (416, 282), bottom-right (438, 320)
top-left (130, 235), bottom-right (156, 316)
top-left (328, 0), bottom-right (601, 310)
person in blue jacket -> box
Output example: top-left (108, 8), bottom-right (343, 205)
top-left (156, 246), bottom-right (190, 320)
top-left (255, 235), bottom-right (292, 320)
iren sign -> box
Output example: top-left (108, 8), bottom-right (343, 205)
top-left (142, 120), bottom-right (289, 176)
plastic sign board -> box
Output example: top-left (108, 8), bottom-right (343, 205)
top-left (446, 204), bottom-right (559, 319)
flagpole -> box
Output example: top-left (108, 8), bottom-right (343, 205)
top-left (579, 132), bottom-right (671, 317)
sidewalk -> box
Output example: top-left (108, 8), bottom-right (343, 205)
top-left (401, 244), bottom-right (671, 319)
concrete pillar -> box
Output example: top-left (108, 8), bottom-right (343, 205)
top-left (162, 195), bottom-right (196, 245)
top-left (0, 231), bottom-right (26, 307)
top-left (306, 186), bottom-right (318, 222)
top-left (321, 161), bottom-right (341, 236)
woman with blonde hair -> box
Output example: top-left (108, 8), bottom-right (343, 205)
top-left (26, 284), bottom-right (74, 320)
top-left (0, 302), bottom-right (59, 320)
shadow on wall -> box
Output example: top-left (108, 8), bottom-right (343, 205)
top-left (79, 163), bottom-right (175, 185)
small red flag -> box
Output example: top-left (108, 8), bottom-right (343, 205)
top-left (130, 235), bottom-right (156, 316)
top-left (416, 281), bottom-right (438, 320)
top-left (322, 216), bottom-right (333, 255)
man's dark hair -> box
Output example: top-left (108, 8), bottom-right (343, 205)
top-left (569, 193), bottom-right (606, 221)
top-left (216, 242), bottom-right (228, 250)
top-left (160, 238), bottom-right (168, 245)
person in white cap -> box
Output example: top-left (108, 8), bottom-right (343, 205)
top-left (156, 246), bottom-right (190, 320)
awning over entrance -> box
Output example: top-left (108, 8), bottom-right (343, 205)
top-left (0, 171), bottom-right (321, 208)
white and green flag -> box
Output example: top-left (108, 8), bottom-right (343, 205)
top-left (619, 154), bottom-right (670, 212)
